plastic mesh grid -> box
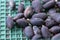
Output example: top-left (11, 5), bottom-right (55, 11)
top-left (0, 0), bottom-right (6, 40)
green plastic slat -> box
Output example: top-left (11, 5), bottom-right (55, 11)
top-left (0, 0), bottom-right (6, 40)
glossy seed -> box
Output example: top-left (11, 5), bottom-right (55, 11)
top-left (32, 34), bottom-right (42, 40)
top-left (33, 26), bottom-right (41, 34)
top-left (30, 18), bottom-right (44, 26)
top-left (32, 0), bottom-right (43, 13)
top-left (9, 0), bottom-right (16, 10)
top-left (6, 15), bottom-right (14, 29)
top-left (13, 13), bottom-right (24, 21)
top-left (49, 26), bottom-right (60, 34)
top-left (49, 13), bottom-right (60, 23)
top-left (41, 25), bottom-right (51, 38)
top-left (51, 33), bottom-right (60, 40)
top-left (45, 16), bottom-right (57, 28)
top-left (42, 0), bottom-right (50, 3)
top-left (32, 13), bottom-right (47, 20)
top-left (47, 8), bottom-right (56, 15)
top-left (24, 6), bottom-right (34, 18)
top-left (16, 18), bottom-right (29, 28)
top-left (56, 2), bottom-right (60, 8)
top-left (43, 0), bottom-right (55, 9)
top-left (42, 0), bottom-right (50, 4)
top-left (18, 3), bottom-right (24, 13)
top-left (24, 26), bottom-right (34, 39)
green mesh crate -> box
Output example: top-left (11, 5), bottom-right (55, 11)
top-left (0, 0), bottom-right (51, 40)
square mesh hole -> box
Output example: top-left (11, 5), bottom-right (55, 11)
top-left (6, 30), bottom-right (10, 34)
top-left (0, 39), bottom-right (5, 40)
top-left (1, 9), bottom-right (4, 11)
top-left (6, 34), bottom-right (10, 39)
top-left (1, 1), bottom-right (4, 3)
top-left (15, 1), bottom-right (19, 2)
top-left (11, 29), bottom-right (15, 34)
top-left (0, 17), bottom-right (4, 19)
top-left (22, 38), bottom-right (27, 40)
top-left (0, 34), bottom-right (5, 38)
top-left (6, 39), bottom-right (10, 40)
top-left (11, 34), bottom-right (16, 38)
top-left (0, 25), bottom-right (5, 29)
top-left (6, 9), bottom-right (9, 11)
top-left (0, 22), bottom-right (5, 25)
top-left (17, 38), bottom-right (21, 40)
top-left (11, 38), bottom-right (16, 40)
top-left (1, 5), bottom-right (4, 7)
top-left (0, 30), bottom-right (5, 34)
top-left (0, 13), bottom-right (4, 15)
top-left (16, 34), bottom-right (21, 38)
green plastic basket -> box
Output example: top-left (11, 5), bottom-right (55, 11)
top-left (0, 0), bottom-right (51, 40)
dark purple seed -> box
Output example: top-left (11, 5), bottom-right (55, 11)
top-left (49, 26), bottom-right (60, 34)
top-left (33, 26), bottom-right (41, 34)
top-left (9, 0), bottom-right (16, 10)
top-left (30, 18), bottom-right (44, 26)
top-left (13, 13), bottom-right (24, 21)
top-left (24, 26), bottom-right (34, 39)
top-left (56, 2), bottom-right (60, 8)
top-left (41, 25), bottom-right (51, 38)
top-left (32, 13), bottom-right (47, 20)
top-left (24, 6), bottom-right (34, 18)
top-left (43, 0), bottom-right (55, 9)
top-left (16, 18), bottom-right (29, 28)
top-left (49, 13), bottom-right (60, 23)
top-left (51, 33), bottom-right (60, 40)
top-left (42, 0), bottom-right (50, 3)
top-left (45, 16), bottom-right (57, 28)
top-left (32, 34), bottom-right (42, 40)
top-left (6, 15), bottom-right (14, 29)
top-left (32, 0), bottom-right (43, 13)
top-left (47, 8), bottom-right (56, 15)
top-left (18, 3), bottom-right (24, 13)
